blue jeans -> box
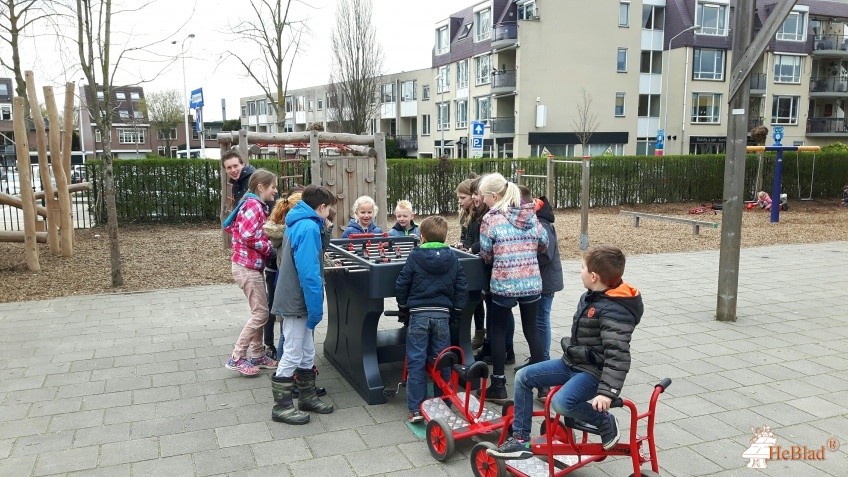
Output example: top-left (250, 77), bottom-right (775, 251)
top-left (512, 359), bottom-right (605, 440)
top-left (406, 312), bottom-right (451, 413)
top-left (536, 293), bottom-right (554, 360)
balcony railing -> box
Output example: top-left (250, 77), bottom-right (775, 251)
top-left (389, 135), bottom-right (418, 150)
top-left (493, 23), bottom-right (518, 42)
top-left (810, 76), bottom-right (848, 93)
top-left (807, 117), bottom-right (848, 133)
top-left (748, 117), bottom-right (764, 130)
top-left (750, 73), bottom-right (767, 90)
top-left (489, 116), bottom-right (515, 135)
top-left (492, 70), bottom-right (517, 91)
top-left (814, 34), bottom-right (848, 51)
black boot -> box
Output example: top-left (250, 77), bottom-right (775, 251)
top-left (270, 375), bottom-right (310, 425)
top-left (295, 367), bottom-right (334, 414)
top-left (477, 376), bottom-right (508, 403)
top-left (473, 340), bottom-right (491, 362)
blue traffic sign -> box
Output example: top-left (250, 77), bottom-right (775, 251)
top-left (471, 137), bottom-right (483, 149)
top-left (190, 88), bottom-right (204, 109)
top-left (472, 120), bottom-right (485, 136)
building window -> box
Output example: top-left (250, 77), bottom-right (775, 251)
top-left (474, 8), bottom-right (491, 42)
top-left (617, 48), bottom-right (628, 72)
top-left (381, 83), bottom-right (395, 103)
top-left (636, 138), bottom-right (657, 155)
top-left (157, 128), bottom-right (176, 140)
top-left (475, 96), bottom-right (491, 121)
top-left (0, 83), bottom-right (8, 96)
top-left (130, 92), bottom-right (140, 100)
top-left (640, 50), bottom-right (662, 74)
top-left (435, 25), bottom-right (449, 55)
top-left (772, 95), bottom-right (799, 124)
top-left (422, 85), bottom-right (430, 101)
top-left (774, 55), bottom-right (802, 83)
top-left (118, 128), bottom-right (145, 144)
top-left (248, 101), bottom-right (256, 115)
top-left (133, 110), bottom-right (143, 119)
top-left (96, 91), bottom-right (104, 100)
top-left (370, 119), bottom-right (377, 134)
top-left (437, 66), bottom-right (450, 93)
top-left (615, 92), bottom-right (626, 117)
top-left (257, 101), bottom-right (267, 115)
top-left (422, 114), bottom-right (431, 136)
top-left (518, 1), bottom-right (537, 20)
top-left (241, 105), bottom-right (247, 117)
top-left (642, 5), bottom-right (664, 30)
top-left (691, 92), bottom-right (722, 123)
top-left (95, 129), bottom-right (101, 143)
top-left (115, 92), bottom-right (126, 100)
top-left (296, 96), bottom-right (305, 111)
top-left (401, 80), bottom-right (416, 101)
top-left (619, 2), bottom-right (629, 27)
top-left (437, 102), bottom-right (450, 130)
top-left (119, 110), bottom-right (130, 119)
top-left (305, 100), bottom-right (312, 112)
top-left (693, 48), bottom-right (725, 80)
top-left (455, 100), bottom-right (468, 129)
top-left (638, 94), bottom-right (660, 117)
top-left (457, 23), bottom-right (473, 40)
top-left (457, 60), bottom-right (469, 89)
top-left (475, 55), bottom-right (492, 85)
top-left (317, 99), bottom-right (323, 110)
top-left (157, 146), bottom-right (166, 156)
top-left (285, 97), bottom-right (293, 112)
top-left (777, 11), bottom-right (806, 41)
top-left (695, 2), bottom-right (728, 36)
top-left (0, 105), bottom-right (11, 120)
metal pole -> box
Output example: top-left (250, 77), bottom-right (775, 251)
top-left (199, 107), bottom-right (206, 158)
top-left (771, 149), bottom-right (783, 223)
top-left (181, 34), bottom-right (195, 158)
top-left (545, 153), bottom-right (553, 201)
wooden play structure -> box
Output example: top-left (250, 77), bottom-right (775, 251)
top-left (216, 130), bottom-right (388, 243)
top-left (0, 72), bottom-right (91, 271)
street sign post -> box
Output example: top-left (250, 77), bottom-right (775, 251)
top-left (190, 88), bottom-right (205, 158)
top-left (470, 120), bottom-right (485, 158)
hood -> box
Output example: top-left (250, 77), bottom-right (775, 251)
top-left (391, 220), bottom-right (417, 232)
top-left (286, 200), bottom-right (323, 229)
top-left (535, 196), bottom-right (555, 223)
top-left (346, 217), bottom-right (377, 233)
top-left (238, 165), bottom-right (256, 181)
top-left (604, 281), bottom-right (644, 325)
top-left (504, 203), bottom-right (539, 230)
top-left (412, 243), bottom-right (457, 274)
top-left (263, 221), bottom-right (286, 240)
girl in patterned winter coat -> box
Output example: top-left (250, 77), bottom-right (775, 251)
top-left (477, 173), bottom-right (548, 401)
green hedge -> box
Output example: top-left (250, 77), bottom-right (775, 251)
top-left (84, 153), bottom-right (848, 224)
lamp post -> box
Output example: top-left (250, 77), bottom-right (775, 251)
top-left (173, 33), bottom-right (195, 158)
top-left (661, 25), bottom-right (699, 155)
top-left (79, 78), bottom-right (86, 162)
top-left (435, 73), bottom-right (445, 158)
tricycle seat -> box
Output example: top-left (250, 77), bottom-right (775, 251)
top-left (452, 360), bottom-right (489, 382)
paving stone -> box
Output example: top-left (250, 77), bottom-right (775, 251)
top-left (48, 409), bottom-right (105, 432)
top-left (130, 416), bottom-right (187, 439)
top-left (32, 445), bottom-right (99, 476)
top-left (286, 454), bottom-right (356, 477)
top-left (99, 437), bottom-right (159, 466)
top-left (786, 396), bottom-right (848, 419)
top-left (72, 423), bottom-right (131, 447)
top-left (103, 403), bottom-right (157, 425)
top-left (251, 437), bottom-right (313, 466)
top-left (12, 429), bottom-right (75, 457)
top-left (215, 421), bottom-right (272, 448)
top-left (194, 444), bottom-right (258, 477)
top-left (159, 429), bottom-right (219, 457)
top-left (306, 428), bottom-right (367, 457)
top-left (0, 416), bottom-right (50, 439)
top-left (67, 463), bottom-right (132, 477)
top-left (1, 455), bottom-right (36, 476)
top-left (346, 446), bottom-right (414, 476)
top-left (132, 385), bottom-right (182, 405)
top-left (81, 391), bottom-right (133, 411)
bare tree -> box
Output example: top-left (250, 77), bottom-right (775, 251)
top-left (0, 0), bottom-right (52, 113)
top-left (226, 0), bottom-right (306, 132)
top-left (146, 89), bottom-right (182, 157)
top-left (327, 0), bottom-right (383, 134)
top-left (570, 88), bottom-right (600, 156)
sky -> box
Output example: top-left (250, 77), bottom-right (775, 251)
top-left (12, 0), bottom-right (467, 122)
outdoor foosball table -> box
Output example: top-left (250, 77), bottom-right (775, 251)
top-left (323, 234), bottom-right (485, 405)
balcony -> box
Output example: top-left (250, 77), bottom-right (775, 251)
top-left (807, 117), bottom-right (848, 136)
top-left (488, 116), bottom-right (515, 137)
top-left (813, 34), bottom-right (848, 54)
top-left (492, 23), bottom-right (517, 49)
top-left (491, 70), bottom-right (516, 95)
top-left (748, 117), bottom-right (764, 130)
top-left (810, 76), bottom-right (848, 96)
top-left (749, 73), bottom-right (767, 95)
top-left (388, 135), bottom-right (418, 151)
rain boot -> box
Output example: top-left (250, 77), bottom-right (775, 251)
top-left (271, 375), bottom-right (310, 425)
top-left (295, 367), bottom-right (334, 414)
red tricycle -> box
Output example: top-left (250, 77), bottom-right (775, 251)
top-left (470, 377), bottom-right (672, 477)
top-left (387, 345), bottom-right (514, 462)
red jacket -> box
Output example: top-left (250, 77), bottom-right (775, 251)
top-left (225, 197), bottom-right (272, 270)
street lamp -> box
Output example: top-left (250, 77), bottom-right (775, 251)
top-left (79, 77), bottom-right (87, 162)
top-left (661, 25), bottom-right (699, 154)
top-left (173, 33), bottom-right (195, 158)
top-left (435, 73), bottom-right (446, 158)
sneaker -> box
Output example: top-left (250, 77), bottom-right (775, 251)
top-left (265, 345), bottom-right (277, 360)
top-left (225, 356), bottom-right (259, 376)
top-left (535, 386), bottom-right (550, 402)
top-left (601, 414), bottom-right (621, 450)
top-left (487, 436), bottom-right (533, 460)
top-left (407, 411), bottom-right (424, 424)
top-left (250, 354), bottom-right (278, 369)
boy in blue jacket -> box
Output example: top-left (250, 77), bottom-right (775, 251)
top-left (395, 216), bottom-right (468, 423)
top-left (270, 185), bottom-right (337, 425)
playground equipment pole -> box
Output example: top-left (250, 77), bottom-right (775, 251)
top-left (770, 127), bottom-right (784, 223)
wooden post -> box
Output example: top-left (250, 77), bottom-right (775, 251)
top-left (44, 86), bottom-right (74, 257)
top-left (13, 97), bottom-right (40, 271)
top-left (238, 128), bottom-right (249, 167)
top-left (309, 130), bottom-right (321, 186)
top-left (219, 137), bottom-right (230, 248)
top-left (578, 156), bottom-right (590, 250)
top-left (61, 82), bottom-right (76, 203)
top-left (545, 154), bottom-right (554, 203)
top-left (374, 132), bottom-right (388, 231)
top-left (25, 71), bottom-right (60, 254)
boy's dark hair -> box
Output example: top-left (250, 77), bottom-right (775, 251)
top-left (302, 184), bottom-right (337, 209)
top-left (584, 245), bottom-right (626, 288)
top-left (327, 206), bottom-right (336, 223)
top-left (419, 216), bottom-right (448, 243)
top-left (518, 185), bottom-right (533, 204)
top-left (221, 150), bottom-right (243, 164)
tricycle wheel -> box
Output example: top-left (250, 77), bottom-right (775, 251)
top-left (628, 470), bottom-right (660, 477)
top-left (426, 418), bottom-right (455, 461)
top-left (470, 442), bottom-right (507, 477)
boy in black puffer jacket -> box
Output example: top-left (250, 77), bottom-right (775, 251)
top-left (395, 216), bottom-right (468, 423)
top-left (488, 245), bottom-right (643, 460)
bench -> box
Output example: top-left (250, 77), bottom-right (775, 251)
top-left (619, 210), bottom-right (719, 235)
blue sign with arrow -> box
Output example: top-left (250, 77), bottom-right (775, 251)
top-left (470, 120), bottom-right (485, 158)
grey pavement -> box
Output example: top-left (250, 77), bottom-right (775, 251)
top-left (1, 241), bottom-right (847, 476)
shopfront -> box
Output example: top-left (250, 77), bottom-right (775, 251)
top-left (689, 136), bottom-right (727, 155)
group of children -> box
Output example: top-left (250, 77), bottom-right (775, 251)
top-left (222, 151), bottom-right (644, 456)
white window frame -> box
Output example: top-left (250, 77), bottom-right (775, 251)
top-left (119, 110), bottom-right (130, 119)
top-left (691, 92), bottom-right (722, 123)
top-left (0, 104), bottom-right (11, 120)
top-left (619, 1), bottom-right (630, 27)
top-left (248, 101), bottom-right (256, 116)
top-left (401, 80), bottom-right (416, 101)
top-left (95, 129), bottom-right (101, 143)
top-left (474, 8), bottom-right (491, 42)
top-left (317, 99), bottom-right (323, 110)
top-left (475, 55), bottom-right (492, 85)
top-left (258, 100), bottom-right (267, 115)
top-left (615, 92), bottom-right (626, 117)
top-left (773, 55), bottom-right (802, 84)
top-left (457, 60), bottom-right (469, 89)
top-left (518, 1), bottom-right (537, 21)
top-left (642, 5), bottom-right (664, 30)
top-left (436, 25), bottom-right (449, 55)
top-left (772, 95), bottom-right (799, 125)
top-left (455, 99), bottom-right (468, 129)
top-left (437, 66), bottom-right (451, 93)
top-left (118, 128), bottom-right (145, 144)
top-left (437, 102), bottom-right (450, 130)
top-left (777, 11), bottom-right (806, 42)
top-left (133, 110), bottom-right (143, 119)
top-left (475, 96), bottom-right (491, 121)
top-left (692, 48), bottom-right (725, 80)
top-left (422, 114), bottom-right (431, 136)
top-left (157, 128), bottom-right (177, 140)
top-left (115, 92), bottom-right (126, 100)
top-left (422, 85), bottom-right (430, 101)
top-left (381, 83), bottom-right (396, 103)
top-left (617, 48), bottom-right (628, 72)
top-left (695, 2), bottom-right (729, 37)
top-left (130, 92), bottom-right (140, 100)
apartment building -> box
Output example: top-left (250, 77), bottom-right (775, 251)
top-left (240, 0), bottom-right (848, 158)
